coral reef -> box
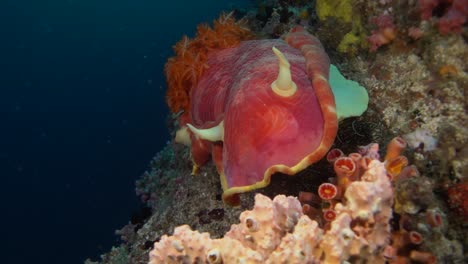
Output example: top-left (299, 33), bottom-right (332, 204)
top-left (147, 137), bottom-right (461, 263)
top-left (87, 1), bottom-right (467, 263)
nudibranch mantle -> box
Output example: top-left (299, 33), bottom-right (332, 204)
top-left (173, 27), bottom-right (368, 205)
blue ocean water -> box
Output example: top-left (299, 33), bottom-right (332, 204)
top-left (0, 1), bottom-right (250, 263)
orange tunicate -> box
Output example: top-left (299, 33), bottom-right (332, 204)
top-left (409, 251), bottom-right (436, 264)
top-left (408, 231), bottom-right (423, 245)
top-left (334, 157), bottom-right (356, 178)
top-left (318, 183), bottom-right (338, 200)
top-left (385, 156), bottom-right (408, 177)
top-left (438, 64), bottom-right (458, 78)
top-left (326, 148), bottom-right (344, 163)
top-left (385, 137), bottom-right (407, 161)
top-left (322, 209), bottom-right (337, 221)
top-left (426, 210), bottom-right (443, 227)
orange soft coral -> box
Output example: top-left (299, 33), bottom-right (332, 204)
top-left (165, 13), bottom-right (254, 114)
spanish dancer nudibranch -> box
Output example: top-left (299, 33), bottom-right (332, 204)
top-left (166, 15), bottom-right (368, 206)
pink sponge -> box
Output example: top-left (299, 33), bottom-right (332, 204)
top-left (438, 0), bottom-right (468, 34)
top-left (418, 0), bottom-right (468, 34)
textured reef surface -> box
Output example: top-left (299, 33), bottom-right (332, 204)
top-left (86, 1), bottom-right (467, 263)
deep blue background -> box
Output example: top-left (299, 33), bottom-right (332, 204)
top-left (0, 1), bottom-right (250, 263)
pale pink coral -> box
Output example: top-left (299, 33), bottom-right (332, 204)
top-left (149, 194), bottom-right (321, 264)
top-left (368, 14), bottom-right (397, 52)
top-left (149, 159), bottom-right (394, 264)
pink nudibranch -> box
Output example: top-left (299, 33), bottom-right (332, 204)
top-left (177, 27), bottom-right (338, 206)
